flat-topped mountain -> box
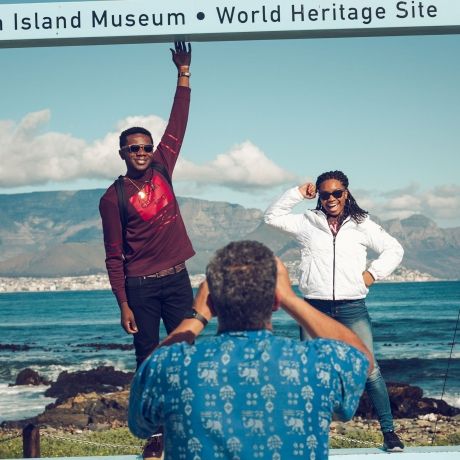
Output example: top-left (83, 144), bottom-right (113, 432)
top-left (0, 190), bottom-right (459, 279)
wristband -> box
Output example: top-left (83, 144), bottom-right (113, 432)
top-left (178, 71), bottom-right (191, 78)
top-left (184, 309), bottom-right (208, 326)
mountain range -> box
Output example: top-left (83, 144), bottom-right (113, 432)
top-left (0, 189), bottom-right (459, 279)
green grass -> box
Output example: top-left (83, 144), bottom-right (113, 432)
top-left (0, 428), bottom-right (143, 459)
top-left (432, 432), bottom-right (460, 446)
top-left (1, 427), bottom-right (459, 458)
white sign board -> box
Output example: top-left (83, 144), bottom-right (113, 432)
top-left (0, 0), bottom-right (459, 48)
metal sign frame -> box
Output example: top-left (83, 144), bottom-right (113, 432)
top-left (0, 0), bottom-right (459, 48)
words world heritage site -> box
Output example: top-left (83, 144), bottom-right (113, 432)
top-left (0, 2), bottom-right (441, 32)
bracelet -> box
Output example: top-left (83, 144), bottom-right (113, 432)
top-left (178, 71), bottom-right (191, 78)
top-left (184, 308), bottom-right (208, 326)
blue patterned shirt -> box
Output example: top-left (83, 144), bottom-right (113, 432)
top-left (129, 330), bottom-right (368, 460)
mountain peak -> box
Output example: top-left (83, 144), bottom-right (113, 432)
top-left (401, 214), bottom-right (437, 229)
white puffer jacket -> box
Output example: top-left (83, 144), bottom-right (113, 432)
top-left (264, 187), bottom-right (404, 300)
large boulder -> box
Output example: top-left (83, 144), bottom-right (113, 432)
top-left (14, 368), bottom-right (50, 386)
top-left (356, 382), bottom-right (460, 419)
top-left (44, 366), bottom-right (133, 404)
top-left (36, 391), bottom-right (130, 428)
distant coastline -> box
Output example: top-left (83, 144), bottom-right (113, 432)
top-left (0, 273), bottom-right (204, 293)
top-left (0, 265), bottom-right (446, 294)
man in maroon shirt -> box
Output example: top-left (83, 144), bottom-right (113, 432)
top-left (99, 42), bottom-right (195, 368)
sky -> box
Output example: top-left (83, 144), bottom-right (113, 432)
top-left (0, 1), bottom-right (459, 227)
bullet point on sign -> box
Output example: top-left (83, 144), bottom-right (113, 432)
top-left (197, 12), bottom-right (205, 20)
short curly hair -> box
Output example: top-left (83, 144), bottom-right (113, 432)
top-left (206, 241), bottom-right (277, 332)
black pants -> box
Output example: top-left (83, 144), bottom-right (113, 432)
top-left (126, 269), bottom-right (193, 367)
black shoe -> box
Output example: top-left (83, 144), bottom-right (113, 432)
top-left (142, 435), bottom-right (163, 460)
top-left (383, 430), bottom-right (404, 452)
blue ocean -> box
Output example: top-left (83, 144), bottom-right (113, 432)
top-left (0, 281), bottom-right (459, 423)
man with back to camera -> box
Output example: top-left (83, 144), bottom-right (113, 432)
top-left (99, 41), bottom-right (194, 458)
top-left (129, 240), bottom-right (374, 460)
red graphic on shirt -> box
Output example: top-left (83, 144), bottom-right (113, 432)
top-left (129, 174), bottom-right (174, 222)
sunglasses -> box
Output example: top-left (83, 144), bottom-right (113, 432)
top-left (319, 189), bottom-right (346, 201)
top-left (122, 144), bottom-right (154, 154)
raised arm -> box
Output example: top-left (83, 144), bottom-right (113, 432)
top-left (171, 41), bottom-right (191, 88)
top-left (154, 41), bottom-right (192, 174)
top-left (264, 185), bottom-right (312, 236)
top-left (275, 258), bottom-right (374, 374)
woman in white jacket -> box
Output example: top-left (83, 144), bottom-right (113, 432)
top-left (264, 170), bottom-right (405, 452)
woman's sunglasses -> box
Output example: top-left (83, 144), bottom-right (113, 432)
top-left (319, 189), bottom-right (346, 201)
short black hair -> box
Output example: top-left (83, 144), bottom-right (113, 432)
top-left (119, 127), bottom-right (153, 148)
top-left (206, 241), bottom-right (277, 332)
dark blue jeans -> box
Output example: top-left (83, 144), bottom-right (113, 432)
top-left (301, 298), bottom-right (394, 433)
top-left (126, 269), bottom-right (193, 367)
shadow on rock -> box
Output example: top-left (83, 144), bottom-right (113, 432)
top-left (356, 382), bottom-right (460, 419)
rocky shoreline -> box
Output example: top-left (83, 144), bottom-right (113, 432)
top-left (1, 366), bottom-right (459, 448)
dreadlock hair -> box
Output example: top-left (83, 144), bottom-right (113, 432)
top-left (315, 170), bottom-right (368, 224)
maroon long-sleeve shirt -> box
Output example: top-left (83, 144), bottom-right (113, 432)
top-left (99, 86), bottom-right (195, 304)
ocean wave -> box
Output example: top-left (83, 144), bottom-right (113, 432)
top-left (421, 389), bottom-right (460, 409)
top-left (0, 384), bottom-right (55, 423)
top-left (438, 394), bottom-right (460, 409)
top-left (379, 357), bottom-right (459, 400)
top-left (0, 383), bottom-right (50, 396)
top-left (0, 358), bottom-right (134, 385)
top-left (376, 350), bottom-right (460, 360)
top-left (23, 358), bottom-right (134, 381)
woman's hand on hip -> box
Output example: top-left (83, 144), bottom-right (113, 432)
top-left (363, 271), bottom-right (375, 287)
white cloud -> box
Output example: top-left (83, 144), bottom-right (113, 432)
top-left (424, 186), bottom-right (460, 219)
top-left (355, 184), bottom-right (460, 224)
top-left (0, 111), bottom-right (295, 190)
top-left (0, 111), bottom-right (86, 186)
top-left (384, 194), bottom-right (421, 211)
top-left (0, 112), bottom-right (170, 187)
top-left (175, 141), bottom-right (296, 189)
top-left (2, 110), bottom-right (458, 226)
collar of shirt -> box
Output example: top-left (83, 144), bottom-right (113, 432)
top-left (328, 219), bottom-right (340, 235)
top-left (217, 329), bottom-right (273, 339)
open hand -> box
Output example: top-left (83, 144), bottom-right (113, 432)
top-left (171, 41), bottom-right (191, 69)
